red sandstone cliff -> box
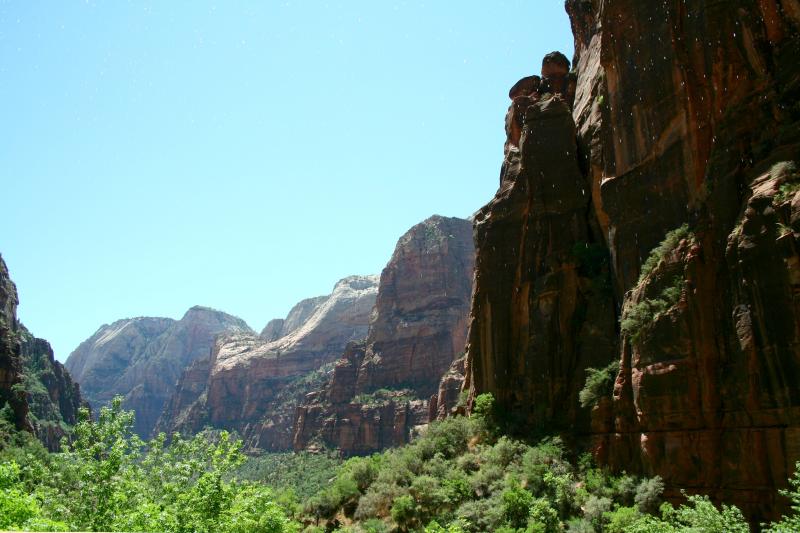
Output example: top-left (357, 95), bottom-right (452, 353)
top-left (292, 215), bottom-right (475, 455)
top-left (464, 0), bottom-right (800, 521)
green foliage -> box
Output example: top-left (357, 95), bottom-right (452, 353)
top-left (620, 276), bottom-right (685, 343)
top-left (294, 404), bottom-right (680, 533)
top-left (16, 327), bottom-right (78, 437)
top-left (0, 389), bottom-right (774, 533)
top-left (638, 224), bottom-right (694, 283)
top-left (472, 392), bottom-right (497, 432)
top-left (765, 461), bottom-right (800, 532)
top-left (776, 181), bottom-right (800, 204)
top-left (237, 450), bottom-right (343, 500)
top-left (621, 494), bottom-right (749, 532)
top-left (391, 494), bottom-right (417, 530)
top-left (633, 475), bottom-right (664, 514)
top-left (0, 396), bottom-right (300, 532)
top-left (528, 497), bottom-right (560, 532)
top-left (502, 483), bottom-right (534, 528)
top-left (352, 388), bottom-right (418, 407)
top-left (603, 506), bottom-right (641, 532)
top-left (578, 360), bottom-right (620, 408)
top-left (273, 363), bottom-right (336, 411)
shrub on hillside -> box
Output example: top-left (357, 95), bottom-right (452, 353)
top-left (579, 361), bottom-right (620, 408)
top-left (638, 224), bottom-right (694, 282)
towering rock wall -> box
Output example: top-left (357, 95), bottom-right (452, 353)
top-left (464, 60), bottom-right (617, 434)
top-left (65, 307), bottom-right (253, 438)
top-left (157, 275), bottom-right (379, 451)
top-left (0, 255), bottom-right (29, 433)
top-left (18, 326), bottom-right (84, 450)
top-left (293, 216), bottom-right (475, 455)
top-left (0, 255), bottom-right (85, 449)
top-left (465, 0), bottom-right (800, 521)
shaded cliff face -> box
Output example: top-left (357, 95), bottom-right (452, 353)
top-left (18, 325), bottom-right (84, 450)
top-left (293, 215), bottom-right (475, 455)
top-left (465, 0), bottom-right (800, 522)
top-left (65, 307), bottom-right (252, 438)
top-left (464, 91), bottom-right (618, 433)
top-left (0, 255), bottom-right (84, 449)
top-left (0, 255), bottom-right (28, 433)
top-left (157, 275), bottom-right (379, 451)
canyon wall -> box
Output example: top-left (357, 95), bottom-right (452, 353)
top-left (65, 307), bottom-right (253, 438)
top-left (157, 275), bottom-right (379, 451)
top-left (293, 215), bottom-right (475, 455)
top-left (0, 255), bottom-right (84, 450)
top-left (0, 255), bottom-right (29, 433)
top-left (464, 0), bottom-right (800, 521)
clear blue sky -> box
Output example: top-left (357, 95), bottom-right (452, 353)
top-left (1, 1), bottom-right (573, 361)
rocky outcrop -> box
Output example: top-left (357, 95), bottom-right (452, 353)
top-left (292, 340), bottom-right (431, 456)
top-left (18, 326), bottom-right (83, 450)
top-left (157, 275), bottom-right (379, 451)
top-left (260, 296), bottom-right (329, 341)
top-left (66, 307), bottom-right (252, 438)
top-left (465, 0), bottom-right (800, 522)
top-left (293, 216), bottom-right (475, 455)
top-left (0, 255), bottom-right (84, 449)
top-left (464, 63), bottom-right (618, 434)
top-left (0, 255), bottom-right (29, 433)
top-left (355, 216), bottom-right (475, 398)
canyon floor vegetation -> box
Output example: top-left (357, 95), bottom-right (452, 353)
top-left (1, 394), bottom-right (799, 532)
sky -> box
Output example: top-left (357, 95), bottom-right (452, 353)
top-left (1, 1), bottom-right (574, 361)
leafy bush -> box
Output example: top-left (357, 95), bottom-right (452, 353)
top-left (502, 483), bottom-right (534, 528)
top-left (620, 276), bottom-right (684, 343)
top-left (0, 397), bottom-right (300, 532)
top-left (579, 360), bottom-right (620, 408)
top-left (528, 497), bottom-right (560, 532)
top-left (353, 388), bottom-right (418, 407)
top-left (472, 392), bottom-right (497, 433)
top-left (623, 494), bottom-right (749, 532)
top-left (603, 505), bottom-right (640, 532)
top-left (638, 224), bottom-right (694, 282)
top-left (391, 494), bottom-right (417, 530)
top-left (765, 461), bottom-right (800, 532)
top-left (236, 450), bottom-right (343, 500)
top-left (634, 476), bottom-right (664, 514)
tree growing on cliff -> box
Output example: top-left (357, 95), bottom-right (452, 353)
top-left (579, 361), bottom-right (620, 408)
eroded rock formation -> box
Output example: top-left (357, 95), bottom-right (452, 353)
top-left (465, 0), bottom-right (800, 521)
top-left (0, 255), bottom-right (29, 433)
top-left (66, 307), bottom-right (253, 438)
top-left (0, 255), bottom-right (84, 449)
top-left (157, 275), bottom-right (379, 451)
top-left (293, 215), bottom-right (475, 455)
top-left (466, 59), bottom-right (617, 434)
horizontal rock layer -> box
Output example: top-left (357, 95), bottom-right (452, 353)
top-left (157, 275), bottom-right (379, 451)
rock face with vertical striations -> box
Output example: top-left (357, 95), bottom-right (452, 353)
top-left (464, 0), bottom-right (800, 522)
top-left (156, 275), bottom-right (379, 451)
top-left (293, 215), bottom-right (475, 455)
top-left (464, 66), bottom-right (618, 435)
top-left (0, 255), bottom-right (85, 449)
top-left (65, 307), bottom-right (253, 438)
